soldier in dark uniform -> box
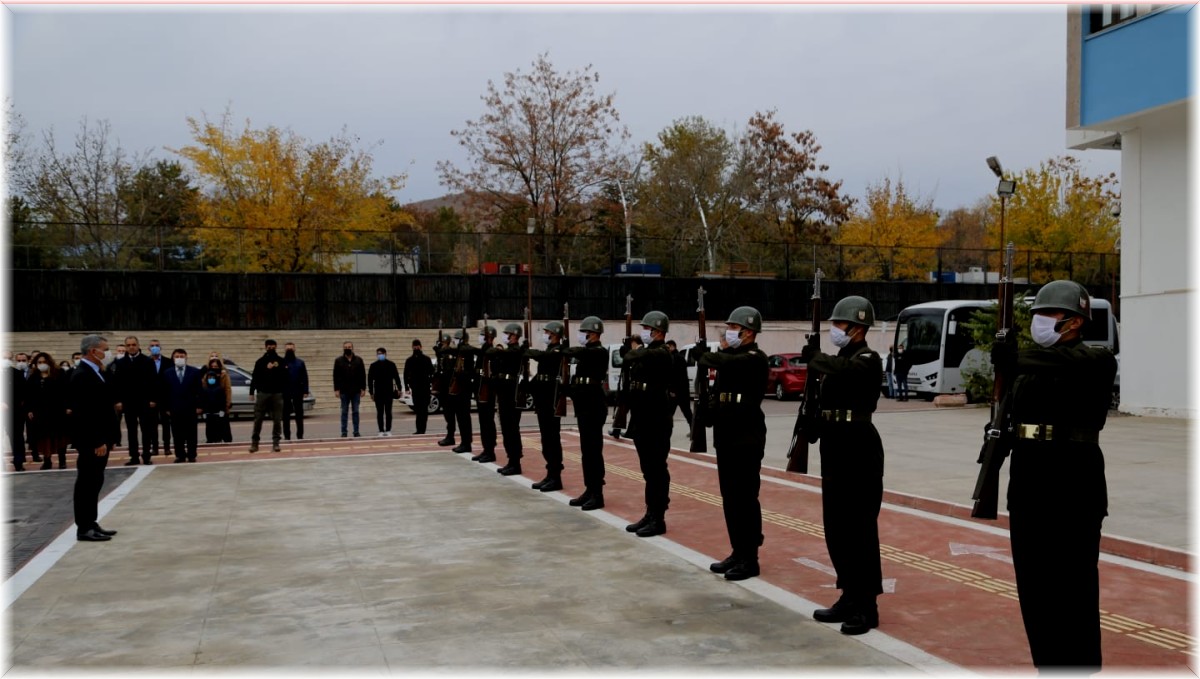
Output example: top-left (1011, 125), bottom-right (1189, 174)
top-left (697, 306), bottom-right (770, 580)
top-left (564, 316), bottom-right (608, 510)
top-left (490, 323), bottom-right (527, 476)
top-left (524, 320), bottom-right (567, 492)
top-left (470, 325), bottom-right (499, 464)
top-left (991, 280), bottom-right (1117, 671)
top-left (801, 295), bottom-right (885, 636)
top-left (621, 310), bottom-right (675, 538)
top-left (446, 329), bottom-right (476, 454)
top-left (433, 332), bottom-right (457, 447)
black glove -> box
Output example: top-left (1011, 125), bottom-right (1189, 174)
top-left (693, 342), bottom-right (710, 356)
top-left (990, 340), bottom-right (1017, 371)
top-left (800, 336), bottom-right (819, 364)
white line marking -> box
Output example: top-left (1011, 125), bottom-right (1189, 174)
top-left (949, 542), bottom-right (1014, 565)
top-left (793, 557), bottom-right (897, 593)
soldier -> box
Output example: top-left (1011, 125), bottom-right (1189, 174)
top-left (490, 323), bottom-right (527, 476)
top-left (990, 280), bottom-right (1116, 670)
top-left (801, 295), bottom-right (885, 636)
top-left (433, 332), bottom-right (457, 447)
top-left (446, 329), bottom-right (476, 454)
top-left (563, 316), bottom-right (608, 511)
top-left (621, 311), bottom-right (674, 538)
top-left (697, 306), bottom-right (769, 580)
top-left (524, 320), bottom-right (567, 492)
top-left (470, 325), bottom-right (499, 464)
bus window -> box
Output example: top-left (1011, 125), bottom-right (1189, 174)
top-left (944, 306), bottom-right (981, 369)
top-left (895, 309), bottom-right (944, 367)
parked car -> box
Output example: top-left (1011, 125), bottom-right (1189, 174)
top-left (224, 361), bottom-right (316, 419)
top-left (681, 340), bottom-right (721, 397)
top-left (399, 355), bottom-right (535, 414)
top-left (766, 353), bottom-right (808, 400)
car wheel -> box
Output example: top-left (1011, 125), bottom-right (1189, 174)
top-left (774, 383), bottom-right (784, 400)
top-left (428, 395), bottom-right (442, 414)
top-left (1110, 388), bottom-right (1120, 411)
top-left (523, 393), bottom-right (535, 411)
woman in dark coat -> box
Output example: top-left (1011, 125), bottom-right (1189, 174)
top-left (26, 352), bottom-right (70, 469)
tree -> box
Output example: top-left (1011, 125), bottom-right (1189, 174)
top-left (118, 160), bottom-right (203, 270)
top-left (174, 108), bottom-right (408, 273)
top-left (990, 156), bottom-right (1119, 284)
top-left (936, 200), bottom-right (992, 274)
top-left (437, 53), bottom-right (631, 275)
top-left (834, 176), bottom-right (946, 281)
top-left (738, 109), bottom-right (853, 244)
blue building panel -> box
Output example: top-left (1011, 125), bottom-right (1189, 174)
top-left (1080, 7), bottom-right (1191, 127)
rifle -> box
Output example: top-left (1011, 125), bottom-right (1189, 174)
top-left (477, 313), bottom-right (493, 404)
top-left (448, 315), bottom-right (468, 396)
top-left (786, 268), bottom-right (824, 473)
top-left (554, 303), bottom-right (570, 417)
top-left (517, 306), bottom-right (532, 404)
top-left (689, 286), bottom-right (709, 453)
top-left (971, 242), bottom-right (1017, 520)
top-left (431, 318), bottom-right (444, 395)
top-left (611, 294), bottom-right (632, 430)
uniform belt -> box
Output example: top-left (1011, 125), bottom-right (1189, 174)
top-left (819, 410), bottom-right (872, 423)
top-left (716, 392), bottom-right (745, 404)
top-left (532, 374), bottom-right (552, 383)
top-left (1015, 424), bottom-right (1099, 444)
top-left (629, 380), bottom-right (650, 391)
top-left (494, 373), bottom-right (518, 381)
top-left (572, 377), bottom-right (600, 385)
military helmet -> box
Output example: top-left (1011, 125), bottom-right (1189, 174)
top-left (579, 316), bottom-right (604, 334)
top-left (439, 332), bottom-right (452, 343)
top-left (1032, 280), bottom-right (1092, 320)
top-left (543, 320), bottom-right (565, 336)
top-left (829, 296), bottom-right (875, 327)
top-left (726, 306), bottom-right (763, 333)
top-left (503, 322), bottom-right (523, 338)
top-left (453, 329), bottom-right (466, 340)
top-left (640, 310), bottom-right (669, 333)
top-left (481, 325), bottom-right (497, 338)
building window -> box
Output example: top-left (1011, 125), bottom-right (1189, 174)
top-left (1088, 4), bottom-right (1168, 35)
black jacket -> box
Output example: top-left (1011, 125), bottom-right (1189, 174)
top-left (368, 359), bottom-right (402, 401)
top-left (404, 351), bottom-right (433, 391)
top-left (251, 350), bottom-right (290, 395)
top-left (333, 354), bottom-right (367, 393)
top-left (112, 352), bottom-right (156, 408)
top-left (67, 360), bottom-right (119, 451)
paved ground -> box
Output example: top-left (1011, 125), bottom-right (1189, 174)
top-left (3, 400), bottom-right (1192, 672)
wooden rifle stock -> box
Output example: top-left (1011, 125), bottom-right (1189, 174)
top-left (971, 243), bottom-right (1017, 520)
top-left (555, 303), bottom-right (569, 417)
top-left (786, 269), bottom-right (824, 474)
top-left (689, 286), bottom-right (708, 453)
top-left (611, 294), bottom-right (632, 431)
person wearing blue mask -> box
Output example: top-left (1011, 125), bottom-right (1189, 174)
top-left (367, 347), bottom-right (402, 437)
top-left (200, 358), bottom-right (232, 443)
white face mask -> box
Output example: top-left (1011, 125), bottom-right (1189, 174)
top-left (639, 328), bottom-right (653, 345)
top-left (100, 350), bottom-right (114, 366)
top-left (1030, 314), bottom-right (1064, 348)
top-left (543, 335), bottom-right (552, 347)
top-left (174, 358), bottom-right (187, 368)
top-left (15, 361), bottom-right (27, 372)
top-left (452, 338), bottom-right (461, 347)
top-left (577, 332), bottom-right (588, 346)
top-left (725, 329), bottom-right (742, 348)
top-left (478, 335), bottom-right (487, 346)
top-left (73, 359), bottom-right (81, 367)
top-left (830, 326), bottom-right (852, 348)
top-left (36, 363), bottom-right (50, 373)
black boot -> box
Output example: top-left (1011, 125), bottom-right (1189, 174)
top-left (840, 599), bottom-right (879, 635)
top-left (57, 451), bottom-right (67, 469)
top-left (568, 489), bottom-right (594, 507)
top-left (475, 452), bottom-right (496, 463)
top-left (498, 462), bottom-right (522, 476)
top-left (635, 515), bottom-right (666, 537)
top-left (813, 595), bottom-right (855, 623)
top-left (709, 553), bottom-right (739, 574)
top-left (724, 558), bottom-right (760, 581)
top-left (437, 436), bottom-right (455, 446)
top-left (538, 477), bottom-right (563, 492)
top-left (625, 513), bottom-right (651, 533)
top-left (40, 458), bottom-right (52, 470)
top-left (580, 492), bottom-right (605, 511)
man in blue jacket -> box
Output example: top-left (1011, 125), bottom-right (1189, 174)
top-left (282, 342), bottom-right (310, 441)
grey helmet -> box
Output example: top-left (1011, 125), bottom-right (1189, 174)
top-left (453, 329), bottom-right (466, 340)
top-left (830, 296), bottom-right (875, 327)
top-left (579, 316), bottom-right (604, 334)
top-left (481, 325), bottom-right (497, 338)
top-left (726, 306), bottom-right (762, 333)
top-left (543, 320), bottom-right (565, 337)
top-left (1032, 280), bottom-right (1092, 320)
top-left (640, 310), bottom-right (669, 333)
top-left (503, 322), bottom-right (523, 338)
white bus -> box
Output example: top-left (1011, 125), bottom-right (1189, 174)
top-left (891, 297), bottom-right (1119, 400)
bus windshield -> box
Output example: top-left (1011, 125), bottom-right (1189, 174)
top-left (895, 309), bottom-right (944, 367)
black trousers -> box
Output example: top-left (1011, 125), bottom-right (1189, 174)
top-left (411, 391), bottom-right (430, 434)
top-left (9, 411), bottom-right (26, 467)
top-left (159, 410), bottom-right (172, 455)
top-left (715, 428), bottom-right (765, 559)
top-left (497, 393), bottom-right (523, 463)
top-left (534, 405), bottom-right (562, 475)
top-left (631, 412), bottom-right (672, 515)
top-left (282, 393), bottom-right (305, 439)
top-left (374, 396), bottom-right (394, 433)
top-left (170, 414), bottom-right (199, 461)
top-left (450, 393), bottom-right (472, 445)
top-left (672, 393), bottom-right (694, 427)
top-left (441, 392), bottom-right (456, 436)
top-left (477, 399), bottom-right (497, 453)
top-left (73, 444), bottom-right (110, 532)
top-left (819, 423), bottom-right (884, 604)
top-left (123, 405), bottom-right (158, 462)
top-left (204, 412), bottom-right (232, 443)
top-left (575, 398), bottom-right (607, 491)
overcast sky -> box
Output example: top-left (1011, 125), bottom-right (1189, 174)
top-left (5, 4), bottom-right (1121, 213)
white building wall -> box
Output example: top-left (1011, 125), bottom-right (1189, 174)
top-left (1117, 104), bottom-right (1193, 417)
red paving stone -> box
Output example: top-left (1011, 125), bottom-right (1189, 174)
top-left (23, 429), bottom-right (1192, 672)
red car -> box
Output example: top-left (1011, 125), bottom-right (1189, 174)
top-left (766, 353), bottom-right (808, 400)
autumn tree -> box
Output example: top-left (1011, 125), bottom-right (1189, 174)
top-left (437, 53), bottom-right (631, 275)
top-left (118, 160), bottom-right (203, 269)
top-left (936, 199), bottom-right (992, 274)
top-left (835, 176), bottom-right (946, 281)
top-left (990, 156), bottom-right (1119, 284)
top-left (175, 108), bottom-right (408, 273)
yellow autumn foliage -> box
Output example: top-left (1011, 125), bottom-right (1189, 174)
top-left (834, 177), bottom-right (946, 281)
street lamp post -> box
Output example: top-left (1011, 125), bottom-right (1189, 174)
top-left (526, 217), bottom-right (535, 319)
top-left (986, 156), bottom-right (1017, 283)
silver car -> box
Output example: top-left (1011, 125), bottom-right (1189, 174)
top-left (223, 361), bottom-right (316, 419)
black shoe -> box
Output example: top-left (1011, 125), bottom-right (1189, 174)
top-left (813, 597), bottom-right (854, 623)
top-left (341, 433), bottom-right (348, 438)
top-left (92, 525), bottom-right (117, 536)
top-left (31, 453), bottom-right (42, 462)
top-left (709, 554), bottom-right (739, 574)
top-left (635, 518), bottom-right (666, 538)
top-left (40, 459), bottom-right (52, 470)
top-left (76, 529), bottom-right (111, 542)
top-left (625, 513), bottom-right (651, 533)
top-left (124, 459), bottom-right (139, 466)
top-left (840, 610), bottom-right (879, 636)
top-left (13, 465), bottom-right (24, 472)
top-left (531, 476), bottom-right (552, 489)
top-left (437, 437), bottom-right (455, 446)
top-left (353, 432), bottom-right (361, 437)
top-left (475, 453), bottom-right (496, 464)
top-left (248, 444), bottom-right (259, 454)
top-left (187, 459), bottom-right (196, 463)
top-left (142, 458), bottom-right (152, 465)
top-left (498, 464), bottom-right (522, 476)
top-left (724, 560), bottom-right (760, 581)
top-left (452, 444), bottom-right (471, 454)
top-left (538, 478), bottom-right (563, 492)
top-left (608, 429), bottom-right (621, 439)
top-left (568, 490), bottom-right (594, 507)
top-left (272, 443), bottom-right (281, 452)
top-left (580, 494), bottom-right (605, 511)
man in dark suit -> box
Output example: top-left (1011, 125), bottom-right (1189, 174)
top-left (114, 336), bottom-right (158, 466)
top-left (161, 348), bottom-right (203, 463)
top-left (403, 339), bottom-right (433, 435)
top-left (67, 335), bottom-right (119, 542)
top-left (281, 342), bottom-right (310, 441)
top-left (4, 351), bottom-right (28, 471)
top-left (146, 339), bottom-right (171, 458)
